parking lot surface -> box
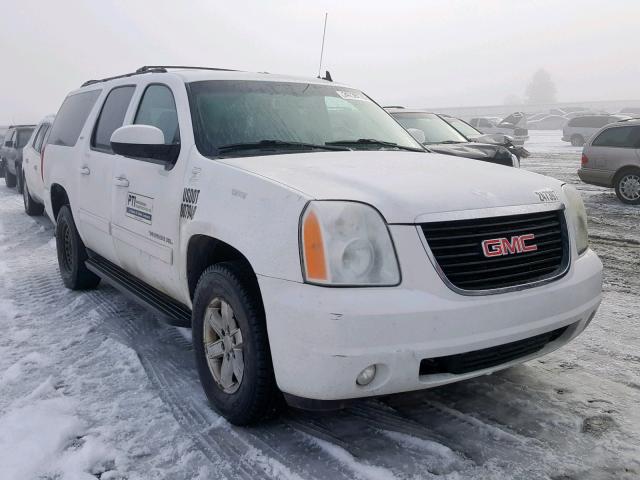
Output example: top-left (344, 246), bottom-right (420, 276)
top-left (0, 131), bottom-right (638, 479)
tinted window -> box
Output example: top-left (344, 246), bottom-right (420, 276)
top-left (592, 126), bottom-right (639, 148)
top-left (92, 86), bottom-right (135, 152)
top-left (49, 90), bottom-right (101, 147)
top-left (34, 123), bottom-right (51, 153)
top-left (134, 85), bottom-right (180, 144)
top-left (16, 128), bottom-right (34, 148)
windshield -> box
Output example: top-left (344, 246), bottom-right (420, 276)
top-left (17, 128), bottom-right (34, 148)
top-left (187, 80), bottom-right (423, 156)
top-left (391, 113), bottom-right (468, 144)
top-left (442, 117), bottom-right (481, 139)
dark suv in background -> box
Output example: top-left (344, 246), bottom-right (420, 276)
top-left (1, 124), bottom-right (35, 191)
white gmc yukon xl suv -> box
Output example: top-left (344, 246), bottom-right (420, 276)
top-left (43, 66), bottom-right (603, 425)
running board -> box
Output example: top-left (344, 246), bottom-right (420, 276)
top-left (86, 252), bottom-right (191, 328)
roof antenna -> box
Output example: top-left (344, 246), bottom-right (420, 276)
top-left (317, 13), bottom-right (332, 81)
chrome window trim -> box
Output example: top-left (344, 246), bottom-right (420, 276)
top-left (416, 204), bottom-right (571, 296)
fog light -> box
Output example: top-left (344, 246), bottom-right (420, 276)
top-left (356, 365), bottom-right (376, 386)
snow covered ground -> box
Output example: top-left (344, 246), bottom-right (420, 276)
top-left (0, 131), bottom-right (638, 479)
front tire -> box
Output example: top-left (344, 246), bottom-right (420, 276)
top-left (614, 169), bottom-right (640, 205)
top-left (23, 172), bottom-right (44, 216)
top-left (192, 262), bottom-right (280, 425)
top-left (55, 205), bottom-right (100, 290)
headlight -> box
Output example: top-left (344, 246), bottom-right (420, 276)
top-left (562, 184), bottom-right (589, 255)
top-left (300, 201), bottom-right (400, 286)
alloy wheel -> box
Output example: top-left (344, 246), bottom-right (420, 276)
top-left (619, 174), bottom-right (640, 202)
top-left (203, 297), bottom-right (244, 394)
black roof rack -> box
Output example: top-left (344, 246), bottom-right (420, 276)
top-left (383, 106), bottom-right (405, 109)
top-left (136, 65), bottom-right (238, 73)
top-left (81, 65), bottom-right (239, 87)
top-left (7, 124), bottom-right (36, 128)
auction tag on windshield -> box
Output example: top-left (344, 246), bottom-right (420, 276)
top-left (336, 90), bottom-right (369, 102)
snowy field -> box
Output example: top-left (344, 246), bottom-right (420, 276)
top-left (0, 131), bottom-right (638, 480)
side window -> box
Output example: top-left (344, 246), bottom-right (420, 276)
top-left (592, 126), bottom-right (636, 148)
top-left (134, 85), bottom-right (180, 145)
top-left (31, 124), bottom-right (47, 150)
top-left (17, 129), bottom-right (34, 148)
top-left (34, 124), bottom-right (51, 153)
top-left (92, 86), bottom-right (135, 152)
top-left (479, 119), bottom-right (492, 128)
top-left (49, 90), bottom-right (101, 147)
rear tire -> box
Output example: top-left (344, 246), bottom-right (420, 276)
top-left (55, 205), bottom-right (101, 290)
top-left (614, 168), bottom-right (640, 205)
top-left (23, 171), bottom-right (44, 216)
top-left (192, 261), bottom-right (281, 425)
top-left (570, 135), bottom-right (584, 147)
top-left (4, 167), bottom-right (16, 188)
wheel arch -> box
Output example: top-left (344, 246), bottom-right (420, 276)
top-left (186, 234), bottom-right (261, 302)
top-left (50, 183), bottom-right (70, 220)
top-left (613, 164), bottom-right (640, 183)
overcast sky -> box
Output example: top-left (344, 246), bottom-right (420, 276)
top-left (0, 0), bottom-right (638, 124)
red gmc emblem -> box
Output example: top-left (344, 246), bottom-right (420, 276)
top-left (481, 234), bottom-right (538, 257)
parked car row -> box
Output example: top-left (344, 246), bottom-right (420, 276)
top-left (468, 113), bottom-right (529, 144)
top-left (385, 108), bottom-right (523, 167)
top-left (2, 66), bottom-right (603, 425)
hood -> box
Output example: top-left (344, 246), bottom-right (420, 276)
top-left (427, 142), bottom-right (514, 166)
top-left (499, 112), bottom-right (527, 128)
top-left (219, 151), bottom-right (563, 223)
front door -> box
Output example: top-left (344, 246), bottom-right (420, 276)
top-left (76, 86), bottom-right (136, 263)
top-left (111, 81), bottom-right (186, 298)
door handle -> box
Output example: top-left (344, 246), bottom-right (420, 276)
top-left (114, 176), bottom-right (129, 187)
top-left (80, 166), bottom-right (90, 175)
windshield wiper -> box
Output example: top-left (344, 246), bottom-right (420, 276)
top-left (437, 140), bottom-right (466, 144)
top-left (217, 139), bottom-right (349, 154)
top-left (326, 138), bottom-right (424, 152)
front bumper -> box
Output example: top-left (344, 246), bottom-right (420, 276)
top-left (259, 225), bottom-right (602, 401)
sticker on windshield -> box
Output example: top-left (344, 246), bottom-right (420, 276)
top-left (336, 90), bottom-right (369, 102)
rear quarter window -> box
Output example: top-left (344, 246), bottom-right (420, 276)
top-left (592, 126), bottom-right (640, 148)
top-left (49, 90), bottom-right (101, 147)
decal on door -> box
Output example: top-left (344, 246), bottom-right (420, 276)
top-left (126, 192), bottom-right (154, 225)
top-left (180, 187), bottom-right (200, 220)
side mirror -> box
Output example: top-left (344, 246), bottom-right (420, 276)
top-left (4, 140), bottom-right (13, 148)
top-left (406, 128), bottom-right (426, 145)
top-left (110, 125), bottom-right (179, 166)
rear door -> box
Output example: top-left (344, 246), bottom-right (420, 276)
top-left (77, 85), bottom-right (136, 263)
top-left (110, 80), bottom-right (186, 297)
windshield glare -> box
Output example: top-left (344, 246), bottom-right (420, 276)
top-left (443, 118), bottom-right (480, 139)
top-left (391, 113), bottom-right (468, 144)
top-left (187, 80), bottom-right (423, 156)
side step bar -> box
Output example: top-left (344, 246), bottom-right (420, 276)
top-left (86, 252), bottom-right (191, 328)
